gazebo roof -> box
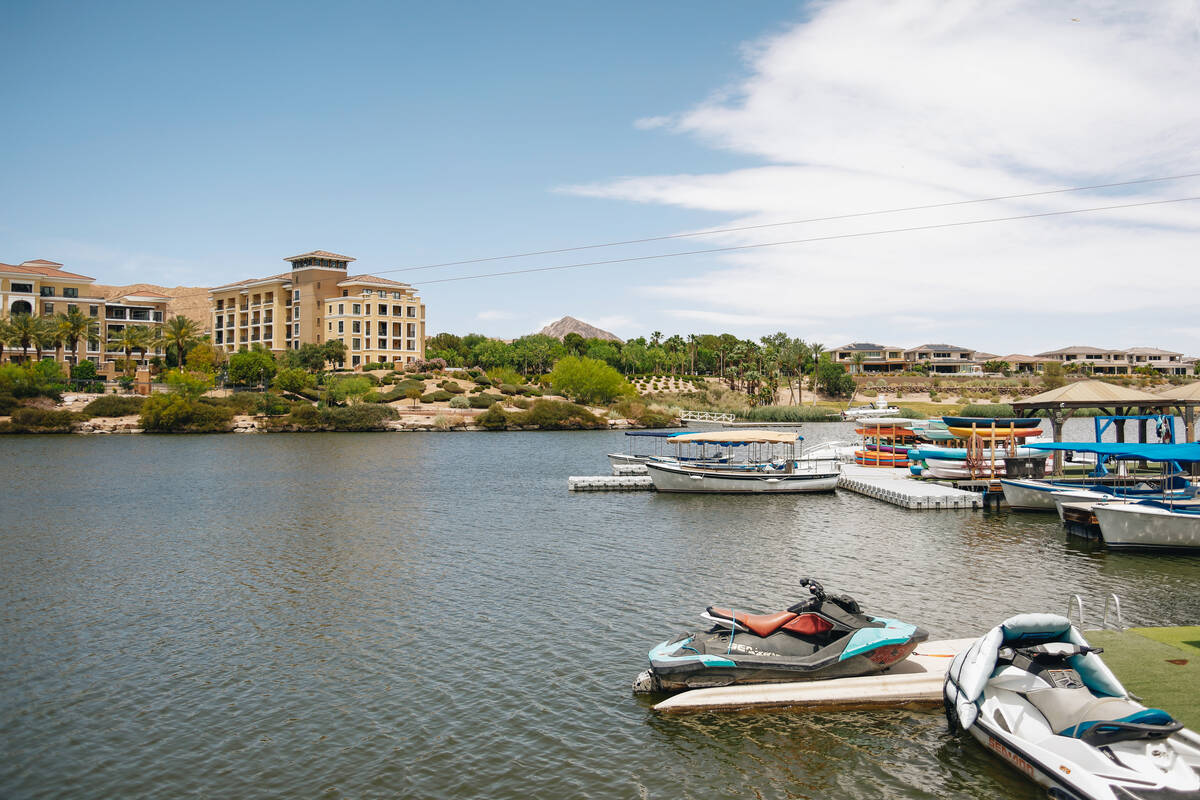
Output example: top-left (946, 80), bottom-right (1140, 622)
top-left (1158, 381), bottom-right (1200, 402)
top-left (1013, 379), bottom-right (1167, 409)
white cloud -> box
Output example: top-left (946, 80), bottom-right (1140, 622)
top-left (564, 0), bottom-right (1200, 350)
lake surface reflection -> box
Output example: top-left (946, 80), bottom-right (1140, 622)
top-left (2, 423), bottom-right (1197, 798)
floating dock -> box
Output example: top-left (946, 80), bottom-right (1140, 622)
top-left (1083, 626), bottom-right (1200, 730)
top-left (568, 475), bottom-right (655, 491)
top-left (837, 465), bottom-right (983, 510)
top-left (653, 638), bottom-right (974, 713)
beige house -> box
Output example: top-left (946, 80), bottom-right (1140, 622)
top-left (904, 343), bottom-right (977, 373)
top-left (208, 250), bottom-right (425, 369)
top-left (830, 342), bottom-right (907, 373)
top-left (1, 258), bottom-right (168, 368)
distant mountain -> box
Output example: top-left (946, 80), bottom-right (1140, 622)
top-left (538, 316), bottom-right (623, 343)
top-left (93, 284), bottom-right (211, 332)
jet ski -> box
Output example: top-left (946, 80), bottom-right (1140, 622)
top-left (632, 578), bottom-right (927, 693)
top-left (944, 613), bottom-right (1200, 800)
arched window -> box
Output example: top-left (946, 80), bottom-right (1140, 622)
top-left (10, 300), bottom-right (32, 315)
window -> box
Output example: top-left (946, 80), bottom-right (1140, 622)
top-left (406, 339), bottom-right (416, 351)
top-left (153, 311), bottom-right (163, 322)
top-left (43, 302), bottom-right (54, 313)
top-left (352, 338), bottom-right (361, 350)
top-left (40, 286), bottom-right (55, 297)
top-left (295, 308), bottom-right (300, 320)
top-left (294, 290), bottom-right (300, 302)
top-left (337, 321), bottom-right (344, 333)
top-left (363, 289), bottom-right (373, 297)
top-left (392, 305), bottom-right (403, 316)
top-left (378, 321), bottom-right (387, 336)
top-left (352, 304), bottom-right (361, 315)
top-left (338, 303), bottom-right (344, 315)
top-left (378, 304), bottom-right (387, 315)
top-left (352, 355), bottom-right (360, 366)
top-left (406, 306), bottom-right (417, 317)
top-left (64, 287), bottom-right (78, 298)
top-left (216, 331), bottom-right (223, 344)
top-left (392, 292), bottom-right (402, 300)
top-left (11, 282), bottom-right (32, 293)
top-left (352, 321), bottom-right (361, 333)
top-left (342, 290), bottom-right (348, 297)
top-left (328, 322), bottom-right (333, 331)
top-left (89, 305), bottom-right (99, 316)
top-left (293, 323), bottom-right (300, 337)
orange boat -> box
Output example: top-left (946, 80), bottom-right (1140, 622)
top-left (946, 426), bottom-right (1043, 439)
top-left (853, 450), bottom-right (910, 468)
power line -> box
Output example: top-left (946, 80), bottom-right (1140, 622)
top-left (387, 171), bottom-right (1200, 275)
top-left (411, 195), bottom-right (1199, 286)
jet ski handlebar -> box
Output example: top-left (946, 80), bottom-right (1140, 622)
top-left (787, 578), bottom-right (826, 613)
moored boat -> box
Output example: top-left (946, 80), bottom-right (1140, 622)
top-left (1093, 501), bottom-right (1200, 550)
top-left (645, 431), bottom-right (840, 493)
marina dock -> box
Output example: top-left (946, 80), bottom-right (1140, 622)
top-left (653, 638), bottom-right (973, 713)
top-left (837, 464), bottom-right (983, 509)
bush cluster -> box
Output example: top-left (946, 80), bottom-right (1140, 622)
top-left (82, 395), bottom-right (145, 417)
top-left (0, 407), bottom-right (80, 433)
top-left (468, 392), bottom-right (506, 409)
top-left (739, 405), bottom-right (841, 422)
top-left (281, 404), bottom-right (399, 431)
top-left (958, 403), bottom-right (1017, 418)
top-left (141, 395), bottom-right (236, 432)
top-left (474, 399), bottom-right (606, 431)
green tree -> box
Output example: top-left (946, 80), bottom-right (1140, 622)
top-left (322, 339), bottom-right (347, 368)
top-left (405, 386), bottom-right (423, 408)
top-left (1041, 361), bottom-right (1066, 390)
top-left (326, 375), bottom-right (372, 405)
top-left (814, 357), bottom-right (855, 398)
top-left (227, 349), bottom-right (277, 387)
top-left (549, 355), bottom-right (635, 405)
top-left (8, 314), bottom-right (43, 362)
top-left (161, 315), bottom-right (200, 368)
top-left (56, 308), bottom-right (99, 369)
top-left (273, 366), bottom-right (314, 394)
top-left (108, 324), bottom-right (153, 374)
top-left (165, 369), bottom-right (214, 400)
top-left (186, 342), bottom-right (220, 374)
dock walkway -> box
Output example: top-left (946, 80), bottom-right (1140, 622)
top-left (654, 638), bottom-right (973, 713)
top-left (837, 464), bottom-right (983, 510)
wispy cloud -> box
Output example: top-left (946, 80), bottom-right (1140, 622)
top-left (563, 1), bottom-right (1200, 350)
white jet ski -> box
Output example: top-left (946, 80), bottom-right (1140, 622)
top-left (943, 613), bottom-right (1200, 799)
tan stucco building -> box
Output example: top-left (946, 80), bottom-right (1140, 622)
top-left (1, 258), bottom-right (168, 368)
top-left (208, 250), bottom-right (425, 369)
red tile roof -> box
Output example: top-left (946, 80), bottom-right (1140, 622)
top-left (0, 260), bottom-right (95, 281)
top-left (338, 274), bottom-right (414, 289)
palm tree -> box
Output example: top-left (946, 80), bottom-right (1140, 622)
top-left (9, 313), bottom-right (43, 362)
top-left (687, 334), bottom-right (697, 376)
top-left (851, 351), bottom-right (866, 376)
top-left (650, 331), bottom-right (663, 348)
top-left (808, 342), bottom-right (825, 405)
top-left (108, 325), bottom-right (153, 375)
top-left (0, 314), bottom-right (12, 364)
top-left (162, 315), bottom-right (200, 369)
top-left (57, 309), bottom-right (100, 369)
top-left (30, 316), bottom-right (57, 362)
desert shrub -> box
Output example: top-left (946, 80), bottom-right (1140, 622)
top-left (487, 367), bottom-right (524, 386)
top-left (319, 404), bottom-right (397, 431)
top-left (410, 373), bottom-right (431, 381)
top-left (498, 383), bottom-right (519, 395)
top-left (632, 408), bottom-right (676, 428)
top-left (476, 402), bottom-right (510, 430)
top-left (0, 394), bottom-right (18, 415)
top-left (361, 362), bottom-right (385, 371)
top-left (83, 395), bottom-right (145, 417)
top-left (509, 399), bottom-right (605, 430)
top-left (8, 407), bottom-right (79, 432)
top-left (203, 392), bottom-right (260, 415)
top-left (860, 389), bottom-right (877, 398)
top-left (362, 390), bottom-right (385, 403)
top-left (433, 414), bottom-right (467, 431)
top-left (442, 382), bottom-right (465, 394)
top-left (549, 356), bottom-right (635, 405)
top-left (896, 407), bottom-right (925, 419)
top-left (511, 397), bottom-right (530, 409)
top-left (260, 394), bottom-right (293, 416)
top-left (141, 395), bottom-right (235, 432)
top-left (430, 390), bottom-right (452, 402)
top-left (0, 361), bottom-right (66, 400)
top-left (518, 385), bottom-right (542, 396)
top-left (958, 403), bottom-right (1017, 418)
top-left (287, 404), bottom-right (320, 426)
top-left (448, 395), bottom-right (470, 409)
top-left (473, 376), bottom-right (492, 387)
top-left (469, 393), bottom-right (506, 409)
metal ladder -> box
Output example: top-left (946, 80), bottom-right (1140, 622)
top-left (1066, 593), bottom-right (1124, 630)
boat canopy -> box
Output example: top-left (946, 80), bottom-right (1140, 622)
top-left (670, 431), bottom-right (801, 445)
top-left (624, 430), bottom-right (698, 438)
top-left (1027, 442), bottom-right (1200, 463)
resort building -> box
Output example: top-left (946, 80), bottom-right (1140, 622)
top-left (1, 258), bottom-right (168, 367)
top-left (208, 251), bottom-right (425, 368)
top-left (830, 343), bottom-right (907, 373)
top-left (1124, 347), bottom-right (1190, 376)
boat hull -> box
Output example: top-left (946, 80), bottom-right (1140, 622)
top-left (1094, 503), bottom-right (1200, 550)
top-left (646, 462), bottom-right (839, 493)
top-left (1001, 478), bottom-right (1070, 511)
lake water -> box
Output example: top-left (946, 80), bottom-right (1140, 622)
top-left (2, 422), bottom-right (1198, 799)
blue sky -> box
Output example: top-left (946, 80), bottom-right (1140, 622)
top-left (4, 1), bottom-right (1200, 356)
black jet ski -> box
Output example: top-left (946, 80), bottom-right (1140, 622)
top-left (945, 613), bottom-right (1200, 800)
top-left (633, 578), bottom-right (928, 693)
